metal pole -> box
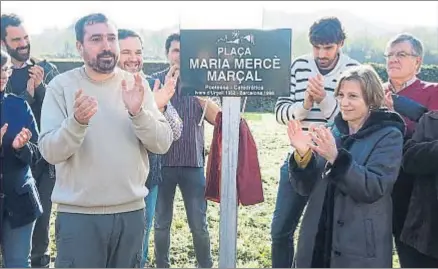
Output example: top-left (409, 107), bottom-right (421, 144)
top-left (218, 96), bottom-right (241, 268)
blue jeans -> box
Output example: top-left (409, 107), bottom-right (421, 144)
top-left (1, 218), bottom-right (36, 268)
top-left (270, 154), bottom-right (308, 268)
top-left (140, 185), bottom-right (158, 267)
top-left (154, 167), bottom-right (212, 268)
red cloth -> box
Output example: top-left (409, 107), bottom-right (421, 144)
top-left (205, 111), bottom-right (264, 206)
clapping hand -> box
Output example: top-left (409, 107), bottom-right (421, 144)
top-left (29, 65), bottom-right (44, 88)
top-left (12, 127), bottom-right (32, 150)
top-left (73, 89), bottom-right (98, 125)
top-left (308, 125), bottom-right (338, 164)
top-left (153, 65), bottom-right (179, 109)
top-left (384, 90), bottom-right (394, 111)
top-left (287, 120), bottom-right (312, 156)
top-left (122, 73), bottom-right (145, 116)
top-left (307, 74), bottom-right (326, 104)
top-left (26, 77), bottom-right (36, 97)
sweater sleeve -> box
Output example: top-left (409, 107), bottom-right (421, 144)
top-left (163, 102), bottom-right (183, 141)
top-left (38, 76), bottom-right (88, 164)
top-left (129, 80), bottom-right (174, 154)
top-left (274, 60), bottom-right (310, 124)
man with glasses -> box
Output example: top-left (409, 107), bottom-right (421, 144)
top-left (383, 33), bottom-right (438, 268)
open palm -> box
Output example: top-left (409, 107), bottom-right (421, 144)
top-left (122, 73), bottom-right (145, 116)
top-left (287, 120), bottom-right (311, 155)
top-left (153, 77), bottom-right (176, 109)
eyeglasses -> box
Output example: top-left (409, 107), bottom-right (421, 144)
top-left (0, 66), bottom-right (13, 77)
top-left (383, 52), bottom-right (418, 60)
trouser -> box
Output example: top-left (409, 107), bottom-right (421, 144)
top-left (31, 166), bottom-right (55, 268)
top-left (270, 154), bottom-right (308, 268)
top-left (140, 185), bottom-right (159, 267)
top-left (1, 217), bottom-right (36, 268)
top-left (154, 167), bottom-right (212, 268)
top-left (54, 210), bottom-right (145, 268)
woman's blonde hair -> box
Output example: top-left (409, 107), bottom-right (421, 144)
top-left (334, 65), bottom-right (385, 109)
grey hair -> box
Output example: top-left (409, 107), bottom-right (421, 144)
top-left (386, 33), bottom-right (424, 58)
top-left (386, 33), bottom-right (424, 73)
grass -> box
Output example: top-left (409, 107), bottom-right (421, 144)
top-left (47, 112), bottom-right (400, 268)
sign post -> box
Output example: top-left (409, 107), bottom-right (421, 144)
top-left (219, 96), bottom-right (240, 268)
top-left (180, 28), bottom-right (291, 268)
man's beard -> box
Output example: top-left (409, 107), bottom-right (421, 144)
top-left (85, 50), bottom-right (118, 74)
top-left (316, 57), bottom-right (334, 69)
top-left (5, 43), bottom-right (30, 62)
top-left (316, 53), bottom-right (339, 70)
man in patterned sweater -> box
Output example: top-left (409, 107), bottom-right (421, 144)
top-left (117, 29), bottom-right (182, 268)
top-left (271, 16), bottom-right (360, 268)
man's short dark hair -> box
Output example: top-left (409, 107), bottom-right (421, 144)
top-left (165, 33), bottom-right (180, 54)
top-left (309, 17), bottom-right (346, 46)
top-left (75, 13), bottom-right (111, 43)
top-left (118, 29), bottom-right (143, 46)
top-left (1, 13), bottom-right (23, 41)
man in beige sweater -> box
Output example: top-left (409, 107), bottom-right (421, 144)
top-left (38, 13), bottom-right (173, 268)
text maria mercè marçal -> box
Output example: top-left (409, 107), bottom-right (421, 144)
top-left (189, 46), bottom-right (282, 85)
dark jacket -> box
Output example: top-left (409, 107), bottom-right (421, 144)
top-left (5, 58), bottom-right (59, 179)
top-left (205, 111), bottom-right (264, 206)
top-left (392, 93), bottom-right (429, 123)
top-left (400, 111), bottom-right (438, 259)
top-left (0, 92), bottom-right (43, 236)
top-left (289, 109), bottom-right (405, 268)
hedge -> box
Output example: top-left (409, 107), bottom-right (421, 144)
top-left (51, 60), bottom-right (438, 113)
top-left (245, 63), bottom-right (438, 113)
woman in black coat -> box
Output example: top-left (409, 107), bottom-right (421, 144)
top-left (0, 49), bottom-right (43, 268)
top-left (287, 65), bottom-right (405, 268)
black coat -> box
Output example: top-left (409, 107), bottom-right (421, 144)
top-left (290, 109), bottom-right (405, 268)
top-left (400, 111), bottom-right (438, 259)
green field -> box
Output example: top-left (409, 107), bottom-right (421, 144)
top-left (47, 113), bottom-right (400, 268)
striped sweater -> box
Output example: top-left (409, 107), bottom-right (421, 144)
top-left (275, 53), bottom-right (360, 130)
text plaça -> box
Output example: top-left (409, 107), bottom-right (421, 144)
top-left (217, 47), bottom-right (251, 57)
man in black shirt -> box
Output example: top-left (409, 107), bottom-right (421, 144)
top-left (1, 13), bottom-right (59, 268)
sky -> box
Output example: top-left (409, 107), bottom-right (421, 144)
top-left (1, 1), bottom-right (437, 34)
